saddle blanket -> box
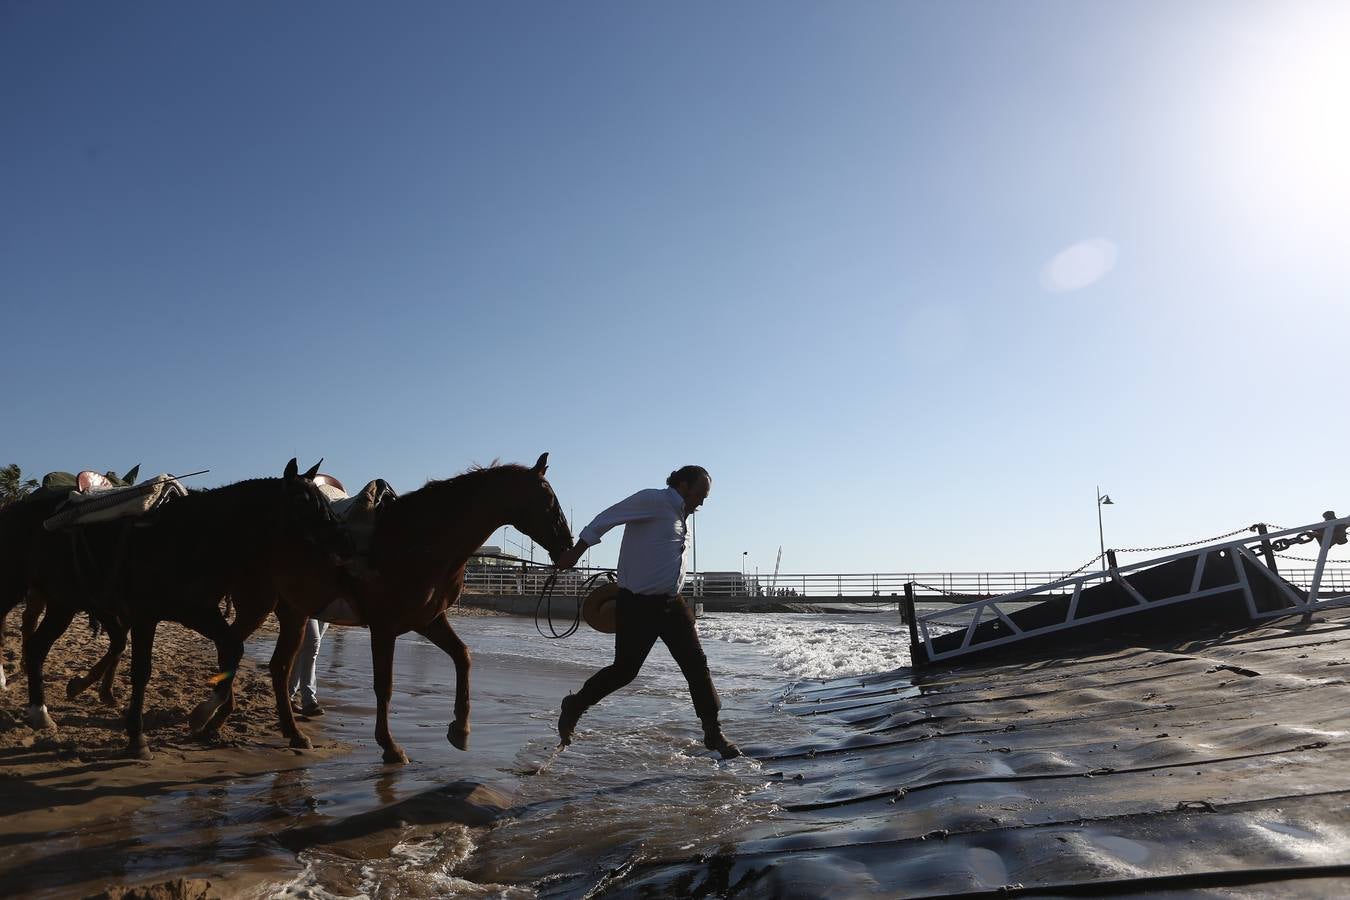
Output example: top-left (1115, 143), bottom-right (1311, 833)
top-left (43, 473), bottom-right (187, 531)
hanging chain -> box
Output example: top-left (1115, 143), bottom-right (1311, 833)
top-left (1110, 524), bottom-right (1266, 555)
top-left (1061, 551), bottom-right (1107, 579)
top-left (1274, 552), bottom-right (1350, 563)
top-left (910, 581), bottom-right (974, 598)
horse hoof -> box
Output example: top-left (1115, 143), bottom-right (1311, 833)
top-left (99, 688), bottom-right (118, 707)
top-left (382, 747), bottom-right (410, 765)
top-left (66, 677), bottom-right (89, 700)
top-left (27, 705), bottom-right (56, 731)
top-left (447, 722), bottom-right (470, 751)
top-left (125, 741), bottom-right (152, 761)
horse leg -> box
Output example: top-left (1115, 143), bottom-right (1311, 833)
top-left (0, 599), bottom-right (14, 691)
top-left (0, 588), bottom-right (36, 691)
top-left (414, 612), bottom-right (472, 751)
top-left (0, 606), bottom-right (11, 691)
top-left (124, 619), bottom-right (157, 759)
top-left (370, 629), bottom-right (408, 764)
top-left (21, 594), bottom-right (45, 642)
top-left (197, 594), bottom-right (272, 736)
top-left (181, 605), bottom-right (245, 738)
top-left (22, 598), bottom-right (75, 731)
top-left (267, 602), bottom-right (312, 749)
top-left (66, 613), bottom-right (126, 704)
top-left (97, 623), bottom-right (125, 706)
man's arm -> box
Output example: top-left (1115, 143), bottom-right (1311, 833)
top-left (554, 490), bottom-right (658, 569)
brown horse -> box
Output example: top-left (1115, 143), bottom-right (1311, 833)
top-left (21, 459), bottom-right (351, 758)
top-left (254, 453), bottom-right (573, 764)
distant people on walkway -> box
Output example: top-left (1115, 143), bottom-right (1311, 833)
top-left (289, 618), bottom-right (329, 717)
top-left (553, 465), bottom-right (741, 760)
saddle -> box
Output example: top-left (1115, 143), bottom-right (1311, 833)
top-left (311, 476), bottom-right (398, 626)
top-left (42, 469), bottom-right (185, 531)
top-left (316, 477), bottom-right (397, 557)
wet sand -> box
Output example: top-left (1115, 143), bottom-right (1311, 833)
top-left (616, 605), bottom-right (1350, 897)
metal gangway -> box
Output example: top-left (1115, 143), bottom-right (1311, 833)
top-left (905, 512), bottom-right (1350, 667)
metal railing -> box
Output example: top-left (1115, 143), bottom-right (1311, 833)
top-left (461, 563), bottom-right (1350, 602)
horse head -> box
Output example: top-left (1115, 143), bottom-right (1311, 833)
top-left (507, 453), bottom-right (574, 564)
top-left (281, 458), bottom-right (355, 565)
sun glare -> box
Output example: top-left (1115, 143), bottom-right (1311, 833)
top-left (1211, 6), bottom-right (1350, 240)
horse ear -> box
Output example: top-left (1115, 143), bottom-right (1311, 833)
top-left (284, 458), bottom-right (299, 480)
top-left (532, 452), bottom-right (549, 476)
top-left (122, 465), bottom-right (140, 484)
top-left (303, 459), bottom-right (323, 480)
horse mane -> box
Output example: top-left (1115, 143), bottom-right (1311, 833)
top-left (379, 463), bottom-right (532, 529)
top-left (177, 476), bottom-right (290, 506)
top-left (396, 462), bottom-right (529, 508)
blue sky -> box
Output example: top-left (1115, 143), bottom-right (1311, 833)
top-left (4, 2), bottom-right (1348, 574)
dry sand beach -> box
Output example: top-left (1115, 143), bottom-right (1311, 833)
top-left (2, 603), bottom-right (1348, 898)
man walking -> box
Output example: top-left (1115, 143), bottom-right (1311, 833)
top-left (553, 465), bottom-right (740, 760)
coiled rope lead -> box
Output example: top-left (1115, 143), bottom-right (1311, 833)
top-left (535, 568), bottom-right (616, 639)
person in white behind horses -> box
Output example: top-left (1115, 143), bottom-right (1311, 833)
top-left (289, 470), bottom-right (348, 718)
top-left (289, 618), bottom-right (329, 717)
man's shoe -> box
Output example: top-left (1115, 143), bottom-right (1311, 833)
top-left (558, 694), bottom-right (582, 747)
top-left (290, 696), bottom-right (304, 715)
top-left (704, 730), bottom-right (742, 760)
top-left (301, 702), bottom-right (325, 717)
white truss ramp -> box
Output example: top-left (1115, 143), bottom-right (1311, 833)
top-left (907, 512), bottom-right (1350, 667)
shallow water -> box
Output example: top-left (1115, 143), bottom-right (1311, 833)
top-left (248, 609), bottom-right (915, 898)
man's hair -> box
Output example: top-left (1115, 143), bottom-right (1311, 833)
top-left (666, 465), bottom-right (709, 488)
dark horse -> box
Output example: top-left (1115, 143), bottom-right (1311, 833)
top-left (0, 493), bottom-right (64, 694)
top-left (21, 459), bottom-right (351, 758)
top-left (256, 453), bottom-right (572, 764)
top-left (0, 466), bottom-right (141, 702)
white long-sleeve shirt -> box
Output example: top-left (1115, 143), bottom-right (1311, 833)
top-left (578, 487), bottom-right (689, 596)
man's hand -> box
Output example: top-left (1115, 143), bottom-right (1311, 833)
top-left (554, 542), bottom-right (588, 570)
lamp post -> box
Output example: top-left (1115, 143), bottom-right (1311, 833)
top-left (742, 551), bottom-right (748, 596)
top-left (1097, 486), bottom-right (1114, 570)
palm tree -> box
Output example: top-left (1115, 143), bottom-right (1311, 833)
top-left (0, 463), bottom-right (38, 508)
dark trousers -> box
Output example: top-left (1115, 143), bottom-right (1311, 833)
top-left (574, 590), bottom-right (722, 731)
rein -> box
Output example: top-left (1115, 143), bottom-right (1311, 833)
top-left (534, 568), bottom-right (615, 639)
top-left (465, 553), bottom-right (616, 638)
